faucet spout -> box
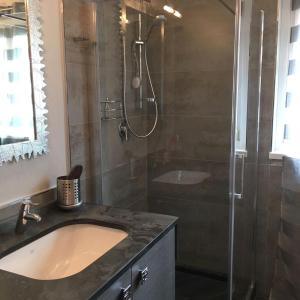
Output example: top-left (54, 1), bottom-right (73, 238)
top-left (24, 212), bottom-right (42, 222)
top-left (15, 198), bottom-right (42, 234)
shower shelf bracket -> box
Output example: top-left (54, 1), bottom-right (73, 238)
top-left (100, 97), bottom-right (123, 121)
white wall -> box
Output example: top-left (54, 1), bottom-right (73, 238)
top-left (0, 0), bottom-right (69, 207)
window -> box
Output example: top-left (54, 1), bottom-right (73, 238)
top-left (235, 0), bottom-right (253, 153)
top-left (273, 0), bottom-right (300, 157)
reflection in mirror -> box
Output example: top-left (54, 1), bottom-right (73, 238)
top-left (0, 0), bottom-right (35, 146)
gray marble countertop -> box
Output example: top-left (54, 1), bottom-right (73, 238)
top-left (0, 204), bottom-right (177, 300)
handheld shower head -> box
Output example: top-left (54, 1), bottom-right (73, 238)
top-left (146, 15), bottom-right (167, 41)
top-left (154, 15), bottom-right (167, 23)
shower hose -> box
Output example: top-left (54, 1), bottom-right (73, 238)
top-left (121, 35), bottom-right (158, 139)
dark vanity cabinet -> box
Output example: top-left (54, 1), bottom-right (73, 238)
top-left (95, 228), bottom-right (175, 300)
top-left (132, 228), bottom-right (175, 300)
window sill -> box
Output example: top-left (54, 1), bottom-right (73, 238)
top-left (269, 152), bottom-right (284, 160)
top-left (236, 149), bottom-right (248, 157)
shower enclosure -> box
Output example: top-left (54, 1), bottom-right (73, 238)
top-left (97, 0), bottom-right (258, 299)
top-left (63, 0), bottom-right (263, 299)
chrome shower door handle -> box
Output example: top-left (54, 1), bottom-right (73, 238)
top-left (235, 152), bottom-right (245, 200)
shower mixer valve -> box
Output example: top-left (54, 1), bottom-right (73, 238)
top-left (134, 40), bottom-right (145, 45)
top-left (119, 122), bottom-right (129, 142)
top-left (145, 97), bottom-right (155, 103)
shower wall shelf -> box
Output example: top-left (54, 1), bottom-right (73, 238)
top-left (100, 98), bottom-right (123, 121)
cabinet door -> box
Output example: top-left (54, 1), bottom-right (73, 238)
top-left (131, 229), bottom-right (175, 300)
top-left (96, 269), bottom-right (132, 300)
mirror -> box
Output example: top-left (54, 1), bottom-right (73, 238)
top-left (0, 0), bottom-right (35, 146)
top-left (0, 0), bottom-right (48, 166)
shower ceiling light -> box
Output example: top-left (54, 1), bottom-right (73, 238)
top-left (163, 5), bottom-right (182, 18)
top-left (163, 5), bottom-right (175, 14)
top-left (173, 10), bottom-right (182, 18)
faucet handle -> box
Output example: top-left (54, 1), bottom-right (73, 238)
top-left (22, 197), bottom-right (39, 207)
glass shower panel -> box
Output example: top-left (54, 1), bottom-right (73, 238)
top-left (147, 0), bottom-right (235, 281)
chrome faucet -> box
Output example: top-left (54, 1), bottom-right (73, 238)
top-left (15, 198), bottom-right (41, 234)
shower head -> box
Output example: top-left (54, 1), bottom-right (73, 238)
top-left (154, 15), bottom-right (167, 24)
top-left (146, 15), bottom-right (167, 41)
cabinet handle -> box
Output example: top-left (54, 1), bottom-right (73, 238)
top-left (139, 267), bottom-right (149, 285)
top-left (121, 284), bottom-right (132, 300)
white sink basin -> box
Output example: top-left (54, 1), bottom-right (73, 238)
top-left (0, 224), bottom-right (128, 280)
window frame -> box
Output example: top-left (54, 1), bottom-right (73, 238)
top-left (235, 0), bottom-right (252, 153)
top-left (272, 0), bottom-right (294, 158)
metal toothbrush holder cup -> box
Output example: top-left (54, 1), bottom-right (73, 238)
top-left (57, 176), bottom-right (82, 210)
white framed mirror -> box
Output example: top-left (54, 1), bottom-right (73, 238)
top-left (0, 0), bottom-right (47, 166)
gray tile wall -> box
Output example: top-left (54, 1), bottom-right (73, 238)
top-left (64, 0), bottom-right (149, 208)
top-left (63, 0), bottom-right (102, 203)
top-left (270, 157), bottom-right (300, 300)
top-left (97, 1), bottom-right (148, 210)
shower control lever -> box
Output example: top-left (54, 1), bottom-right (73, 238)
top-left (134, 40), bottom-right (144, 45)
top-left (119, 122), bottom-right (129, 142)
top-left (145, 97), bottom-right (155, 103)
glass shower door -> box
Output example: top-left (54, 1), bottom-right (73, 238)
top-left (229, 0), bottom-right (262, 299)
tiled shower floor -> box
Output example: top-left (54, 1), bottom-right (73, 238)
top-left (176, 270), bottom-right (228, 300)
